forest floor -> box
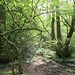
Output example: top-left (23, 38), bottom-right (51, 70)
top-left (0, 54), bottom-right (75, 75)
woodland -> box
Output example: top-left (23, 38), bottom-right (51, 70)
top-left (0, 0), bottom-right (75, 75)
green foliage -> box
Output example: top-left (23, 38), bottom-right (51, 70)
top-left (0, 52), bottom-right (12, 63)
top-left (23, 56), bottom-right (36, 63)
top-left (0, 55), bottom-right (36, 69)
top-left (0, 62), bottom-right (12, 69)
top-left (53, 54), bottom-right (75, 63)
top-left (0, 63), bottom-right (8, 69)
top-left (2, 70), bottom-right (29, 75)
top-left (41, 41), bottom-right (51, 49)
top-left (41, 56), bottom-right (52, 63)
top-left (70, 32), bottom-right (75, 53)
top-left (66, 69), bottom-right (75, 73)
top-left (0, 0), bottom-right (75, 71)
top-left (36, 48), bottom-right (55, 62)
top-left (52, 40), bottom-right (73, 58)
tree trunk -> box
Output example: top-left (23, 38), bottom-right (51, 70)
top-left (51, 0), bottom-right (55, 40)
top-left (56, 0), bottom-right (62, 40)
top-left (0, 0), bottom-right (5, 52)
top-left (52, 17), bottom-right (55, 40)
top-left (65, 1), bottom-right (75, 46)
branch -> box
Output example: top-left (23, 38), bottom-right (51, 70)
top-left (3, 36), bottom-right (15, 45)
top-left (34, 0), bottom-right (40, 9)
top-left (62, 20), bottom-right (68, 35)
top-left (60, 16), bottom-right (71, 27)
top-left (32, 0), bottom-right (33, 13)
top-left (33, 12), bottom-right (52, 19)
top-left (22, 28), bottom-right (43, 32)
top-left (3, 0), bottom-right (22, 29)
top-left (2, 35), bottom-right (18, 52)
top-left (33, 11), bottom-right (72, 19)
top-left (38, 17), bottom-right (52, 36)
top-left (28, 33), bottom-right (41, 41)
top-left (0, 28), bottom-right (43, 35)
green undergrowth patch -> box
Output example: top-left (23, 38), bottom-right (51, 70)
top-left (23, 56), bottom-right (36, 63)
top-left (0, 62), bottom-right (14, 69)
top-left (53, 54), bottom-right (75, 63)
top-left (66, 69), bottom-right (75, 73)
top-left (41, 56), bottom-right (52, 63)
top-left (36, 48), bottom-right (55, 56)
top-left (2, 70), bottom-right (29, 75)
top-left (36, 48), bottom-right (55, 63)
top-left (0, 61), bottom-right (20, 69)
top-left (0, 56), bottom-right (36, 69)
top-left (2, 71), bottom-right (14, 75)
top-left (0, 63), bottom-right (8, 69)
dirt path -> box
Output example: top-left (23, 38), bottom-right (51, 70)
top-left (0, 55), bottom-right (75, 75)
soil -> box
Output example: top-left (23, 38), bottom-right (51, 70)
top-left (0, 54), bottom-right (75, 75)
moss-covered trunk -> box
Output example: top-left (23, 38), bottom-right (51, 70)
top-left (65, 1), bottom-right (75, 47)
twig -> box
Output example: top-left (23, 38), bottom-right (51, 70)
top-left (34, 0), bottom-right (40, 9)
top-left (38, 17), bottom-right (52, 36)
top-left (60, 16), bottom-right (71, 27)
top-left (0, 28), bottom-right (43, 35)
top-left (3, 0), bottom-right (22, 29)
top-left (2, 35), bottom-right (18, 53)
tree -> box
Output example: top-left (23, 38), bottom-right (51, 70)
top-left (0, 0), bottom-right (5, 61)
top-left (56, 0), bottom-right (62, 40)
top-left (52, 0), bottom-right (75, 57)
top-left (65, 0), bottom-right (75, 47)
top-left (51, 0), bottom-right (55, 40)
top-left (2, 0), bottom-right (43, 75)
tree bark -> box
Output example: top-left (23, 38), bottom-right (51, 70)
top-left (51, 0), bottom-right (55, 40)
top-left (65, 1), bottom-right (75, 46)
top-left (0, 0), bottom-right (5, 51)
top-left (52, 17), bottom-right (55, 40)
top-left (56, 0), bottom-right (62, 40)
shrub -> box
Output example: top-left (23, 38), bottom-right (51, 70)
top-left (53, 54), bottom-right (75, 63)
top-left (53, 40), bottom-right (73, 58)
top-left (0, 51), bottom-right (12, 63)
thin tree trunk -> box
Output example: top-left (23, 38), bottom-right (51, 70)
top-left (12, 52), bottom-right (15, 75)
top-left (0, 0), bottom-right (5, 52)
top-left (51, 0), bottom-right (55, 40)
top-left (19, 39), bottom-right (23, 75)
top-left (52, 17), bottom-right (55, 40)
top-left (56, 0), bottom-right (62, 40)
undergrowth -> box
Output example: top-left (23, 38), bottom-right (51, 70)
top-left (2, 70), bottom-right (29, 75)
top-left (53, 54), bottom-right (75, 63)
top-left (66, 69), bottom-right (75, 73)
top-left (0, 56), bottom-right (36, 69)
top-left (36, 48), bottom-right (55, 62)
